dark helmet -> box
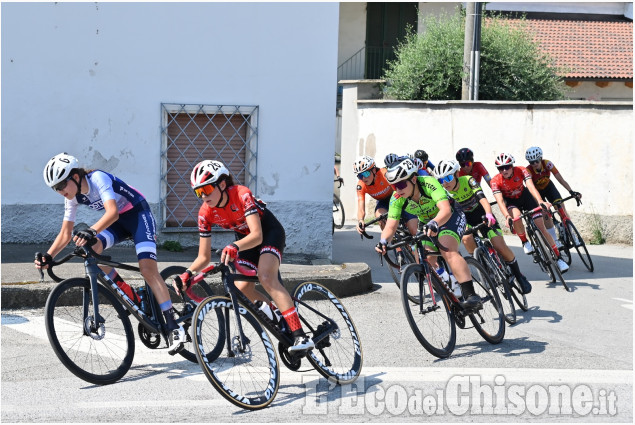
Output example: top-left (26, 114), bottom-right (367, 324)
top-left (455, 148), bottom-right (474, 163)
top-left (414, 149), bottom-right (428, 163)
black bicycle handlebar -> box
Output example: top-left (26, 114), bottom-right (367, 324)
top-left (359, 213), bottom-right (388, 239)
top-left (385, 226), bottom-right (448, 253)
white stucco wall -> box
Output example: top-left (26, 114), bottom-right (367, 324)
top-left (1, 2), bottom-right (339, 257)
top-left (565, 81), bottom-right (633, 101)
top-left (340, 82), bottom-right (633, 243)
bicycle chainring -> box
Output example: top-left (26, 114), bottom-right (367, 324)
top-left (138, 323), bottom-right (162, 349)
top-left (278, 342), bottom-right (302, 371)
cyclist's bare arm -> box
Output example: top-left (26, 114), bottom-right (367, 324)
top-left (73, 199), bottom-right (119, 247)
top-left (525, 179), bottom-right (550, 209)
top-left (186, 236), bottom-right (213, 274)
top-left (493, 193), bottom-right (509, 221)
top-left (36, 220), bottom-right (73, 269)
top-left (356, 198), bottom-right (367, 233)
top-left (376, 218), bottom-right (399, 254)
top-left (553, 171), bottom-right (577, 195)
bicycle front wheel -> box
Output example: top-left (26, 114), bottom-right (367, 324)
top-left (535, 227), bottom-right (569, 291)
top-left (160, 266), bottom-right (219, 363)
top-left (473, 249), bottom-right (516, 325)
top-left (45, 278), bottom-right (135, 385)
top-left (464, 258), bottom-right (505, 344)
top-left (400, 264), bottom-right (456, 358)
top-left (509, 276), bottom-right (529, 312)
top-left (333, 194), bottom-right (345, 229)
top-left (293, 282), bottom-right (363, 384)
top-left (193, 296), bottom-right (279, 410)
top-left (386, 245), bottom-right (417, 292)
top-left (566, 220), bottom-right (594, 272)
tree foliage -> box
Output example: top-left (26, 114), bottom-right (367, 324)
top-left (383, 13), bottom-right (567, 101)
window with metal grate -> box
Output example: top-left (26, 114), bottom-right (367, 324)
top-left (160, 104), bottom-right (259, 228)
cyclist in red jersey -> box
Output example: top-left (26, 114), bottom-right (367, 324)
top-left (174, 160), bottom-right (314, 353)
top-left (525, 146), bottom-right (582, 245)
top-left (354, 155), bottom-right (418, 235)
top-left (491, 153), bottom-right (569, 273)
top-left (456, 148), bottom-right (492, 187)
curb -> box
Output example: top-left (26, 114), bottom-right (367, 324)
top-left (1, 262), bottom-right (373, 309)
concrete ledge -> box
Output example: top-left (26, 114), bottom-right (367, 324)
top-left (0, 262), bottom-right (373, 310)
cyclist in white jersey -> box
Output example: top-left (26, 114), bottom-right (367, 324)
top-left (35, 153), bottom-right (185, 353)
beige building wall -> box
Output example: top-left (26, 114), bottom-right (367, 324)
top-left (340, 81), bottom-right (633, 243)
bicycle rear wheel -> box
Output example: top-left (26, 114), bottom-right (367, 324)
top-left (464, 257), bottom-right (505, 344)
top-left (293, 282), bottom-right (363, 384)
top-left (192, 296), bottom-right (279, 410)
top-left (333, 194), bottom-right (345, 229)
top-left (160, 266), bottom-right (219, 363)
top-left (566, 220), bottom-right (594, 272)
top-left (473, 249), bottom-right (516, 325)
top-left (534, 227), bottom-right (569, 291)
top-left (45, 278), bottom-right (135, 385)
top-left (400, 264), bottom-right (456, 358)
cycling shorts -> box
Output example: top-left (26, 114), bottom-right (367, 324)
top-left (503, 188), bottom-right (542, 219)
top-left (418, 207), bottom-right (467, 246)
top-left (538, 180), bottom-right (563, 204)
top-left (464, 205), bottom-right (503, 240)
top-left (235, 208), bottom-right (285, 270)
top-left (96, 200), bottom-right (158, 261)
top-left (377, 197), bottom-right (416, 221)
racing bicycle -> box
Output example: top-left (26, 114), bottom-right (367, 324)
top-left (550, 195), bottom-right (594, 272)
top-left (333, 178), bottom-right (345, 232)
top-left (188, 259), bottom-right (363, 410)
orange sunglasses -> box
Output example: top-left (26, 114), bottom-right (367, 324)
top-left (194, 184), bottom-right (216, 198)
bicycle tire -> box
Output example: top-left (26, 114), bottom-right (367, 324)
top-left (160, 266), bottom-right (219, 363)
top-left (400, 264), bottom-right (456, 358)
top-left (527, 223), bottom-right (557, 282)
top-left (386, 246), bottom-right (417, 294)
top-left (508, 276), bottom-right (529, 312)
top-left (45, 277), bottom-right (135, 385)
top-left (333, 194), bottom-right (345, 229)
top-left (559, 240), bottom-right (572, 266)
top-left (464, 257), bottom-right (506, 344)
top-left (293, 282), bottom-right (363, 384)
top-left (534, 226), bottom-right (569, 291)
top-left (566, 221), bottom-right (594, 272)
top-left (473, 249), bottom-right (516, 325)
top-left (192, 296), bottom-right (279, 410)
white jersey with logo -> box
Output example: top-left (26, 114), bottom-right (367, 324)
top-left (63, 170), bottom-right (145, 222)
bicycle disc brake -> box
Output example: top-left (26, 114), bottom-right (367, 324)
top-left (84, 316), bottom-right (106, 340)
top-left (138, 323), bottom-right (162, 349)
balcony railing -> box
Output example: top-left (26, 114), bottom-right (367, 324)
top-left (337, 46), bottom-right (397, 81)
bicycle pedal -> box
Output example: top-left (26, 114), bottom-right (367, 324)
top-left (168, 342), bottom-right (184, 356)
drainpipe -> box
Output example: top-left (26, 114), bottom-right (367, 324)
top-left (461, 3), bottom-right (475, 100)
top-left (469, 2), bottom-right (483, 100)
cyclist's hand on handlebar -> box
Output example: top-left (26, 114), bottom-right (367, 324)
top-left (375, 239), bottom-right (387, 255)
top-left (356, 220), bottom-right (365, 234)
top-left (221, 243), bottom-right (239, 265)
top-left (73, 228), bottom-right (97, 247)
top-left (570, 190), bottom-right (581, 199)
top-left (336, 176), bottom-right (344, 187)
top-left (484, 213), bottom-right (496, 227)
top-left (424, 220), bottom-right (439, 237)
top-left (34, 252), bottom-right (53, 270)
top-left (506, 216), bottom-right (514, 229)
top-left (173, 269), bottom-right (193, 295)
top-left (540, 202), bottom-right (552, 212)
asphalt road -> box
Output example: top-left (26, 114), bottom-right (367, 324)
top-left (1, 225), bottom-right (632, 422)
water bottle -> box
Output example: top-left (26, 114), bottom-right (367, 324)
top-left (255, 300), bottom-right (275, 322)
top-left (271, 305), bottom-right (287, 333)
top-left (437, 266), bottom-right (461, 297)
top-left (137, 287), bottom-right (149, 314)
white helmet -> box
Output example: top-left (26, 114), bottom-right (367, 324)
top-left (413, 158), bottom-right (425, 170)
top-left (495, 153), bottom-right (515, 167)
top-left (190, 160), bottom-right (230, 189)
top-left (384, 153), bottom-right (400, 167)
top-left (525, 146), bottom-right (543, 162)
top-left (43, 153), bottom-right (79, 188)
top-left (386, 158), bottom-right (418, 184)
top-left (433, 160), bottom-right (460, 179)
top-left (353, 155), bottom-right (375, 174)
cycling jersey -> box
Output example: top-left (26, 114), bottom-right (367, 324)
top-left (444, 176), bottom-right (485, 213)
top-left (356, 168), bottom-right (393, 202)
top-left (527, 159), bottom-right (559, 190)
top-left (388, 176), bottom-right (451, 222)
top-left (197, 185), bottom-right (266, 236)
top-left (63, 170), bottom-right (145, 222)
top-left (490, 166), bottom-right (532, 199)
top-left (458, 161), bottom-right (491, 185)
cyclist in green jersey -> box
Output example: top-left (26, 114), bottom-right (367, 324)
top-left (434, 160), bottom-right (532, 294)
top-left (374, 158), bottom-right (481, 308)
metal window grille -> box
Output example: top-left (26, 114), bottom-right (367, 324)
top-left (160, 103), bottom-right (259, 228)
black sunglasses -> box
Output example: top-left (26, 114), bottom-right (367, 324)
top-left (52, 178), bottom-right (70, 192)
top-left (497, 164), bottom-right (513, 171)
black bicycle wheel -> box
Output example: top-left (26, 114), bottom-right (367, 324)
top-left (160, 266), bottom-right (219, 363)
top-left (566, 221), bottom-right (594, 272)
top-left (386, 246), bottom-right (417, 292)
top-left (559, 238), bottom-right (572, 266)
top-left (400, 264), bottom-right (456, 358)
top-left (333, 194), bottom-right (345, 229)
top-left (293, 282), bottom-right (363, 384)
top-left (473, 248), bottom-right (516, 325)
top-left (527, 224), bottom-right (557, 283)
top-left (464, 257), bottom-right (505, 344)
top-left (534, 227), bottom-right (569, 291)
top-left (508, 276), bottom-right (529, 312)
top-left (192, 296), bottom-right (279, 410)
top-left (45, 278), bottom-right (135, 385)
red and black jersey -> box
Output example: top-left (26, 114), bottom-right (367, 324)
top-left (197, 185), bottom-right (266, 237)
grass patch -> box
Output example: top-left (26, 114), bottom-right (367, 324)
top-left (588, 207), bottom-right (606, 245)
top-left (160, 240), bottom-right (184, 252)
